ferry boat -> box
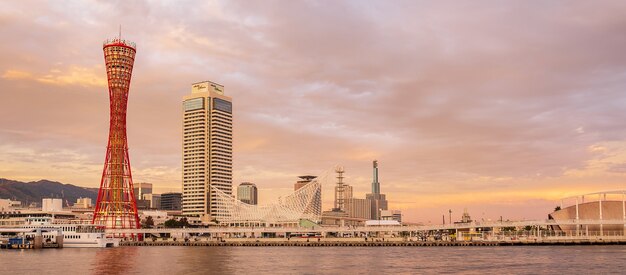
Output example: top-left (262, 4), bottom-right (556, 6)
top-left (21, 217), bottom-right (119, 248)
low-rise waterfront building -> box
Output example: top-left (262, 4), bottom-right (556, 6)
top-left (74, 197), bottom-right (92, 208)
top-left (42, 198), bottom-right (63, 212)
top-left (381, 210), bottom-right (402, 223)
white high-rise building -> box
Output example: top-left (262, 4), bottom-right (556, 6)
top-left (237, 182), bottom-right (258, 205)
top-left (182, 81), bottom-right (233, 222)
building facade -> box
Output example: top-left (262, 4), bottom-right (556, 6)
top-left (75, 197), bottom-right (92, 208)
top-left (381, 210), bottom-right (402, 222)
top-left (182, 81), bottom-right (233, 222)
top-left (42, 198), bottom-right (63, 212)
top-left (346, 198), bottom-right (372, 220)
top-left (133, 183), bottom-right (153, 201)
top-left (143, 193), bottom-right (161, 209)
top-left (237, 182), bottom-right (258, 205)
top-left (161, 192), bottom-right (182, 211)
top-left (550, 191), bottom-right (626, 234)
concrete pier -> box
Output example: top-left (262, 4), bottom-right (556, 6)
top-left (119, 238), bottom-right (626, 247)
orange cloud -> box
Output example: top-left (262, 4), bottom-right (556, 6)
top-left (2, 70), bottom-right (33, 79)
top-left (1, 66), bottom-right (106, 87)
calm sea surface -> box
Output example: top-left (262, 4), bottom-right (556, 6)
top-left (1, 246), bottom-right (625, 274)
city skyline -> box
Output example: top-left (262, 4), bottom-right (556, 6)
top-left (1, 1), bottom-right (626, 223)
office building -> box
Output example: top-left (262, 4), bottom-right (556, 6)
top-left (134, 182), bottom-right (153, 200)
top-left (237, 182), bottom-right (258, 205)
top-left (346, 198), bottom-right (372, 220)
top-left (143, 193), bottom-right (161, 209)
top-left (182, 81), bottom-right (233, 222)
top-left (161, 192), bottom-right (182, 211)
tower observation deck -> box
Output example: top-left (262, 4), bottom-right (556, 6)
top-left (92, 37), bottom-right (140, 229)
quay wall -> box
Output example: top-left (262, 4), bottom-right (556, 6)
top-left (119, 239), bottom-right (626, 247)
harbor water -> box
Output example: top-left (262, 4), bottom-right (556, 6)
top-left (1, 246), bottom-right (626, 274)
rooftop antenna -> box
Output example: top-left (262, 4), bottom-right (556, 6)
top-left (119, 24), bottom-right (122, 40)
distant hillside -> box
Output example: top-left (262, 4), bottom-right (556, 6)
top-left (0, 178), bottom-right (98, 206)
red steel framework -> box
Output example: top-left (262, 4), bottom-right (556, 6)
top-left (92, 37), bottom-right (140, 229)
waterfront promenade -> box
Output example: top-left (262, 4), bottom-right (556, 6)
top-left (120, 236), bottom-right (626, 247)
top-left (106, 218), bottom-right (626, 236)
top-left (106, 218), bottom-right (626, 247)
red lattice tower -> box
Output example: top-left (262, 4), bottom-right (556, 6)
top-left (92, 37), bottom-right (140, 229)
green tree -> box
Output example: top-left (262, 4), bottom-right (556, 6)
top-left (164, 218), bottom-right (179, 228)
top-left (163, 218), bottom-right (191, 228)
top-left (142, 216), bottom-right (154, 228)
top-left (179, 217), bottom-right (190, 227)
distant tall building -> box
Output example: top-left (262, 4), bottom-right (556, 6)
top-left (182, 81), bottom-right (233, 222)
top-left (295, 175), bottom-right (322, 217)
top-left (365, 160), bottom-right (388, 220)
top-left (161, 192), bottom-right (182, 211)
top-left (134, 183), bottom-right (153, 200)
top-left (143, 193), bottom-right (161, 209)
top-left (237, 182), bottom-right (258, 205)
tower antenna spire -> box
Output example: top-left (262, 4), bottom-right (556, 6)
top-left (119, 24), bottom-right (122, 39)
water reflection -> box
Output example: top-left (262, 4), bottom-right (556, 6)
top-left (92, 247), bottom-right (140, 275)
top-left (2, 246), bottom-right (626, 274)
top-left (170, 247), bottom-right (234, 274)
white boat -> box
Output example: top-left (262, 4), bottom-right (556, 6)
top-left (21, 217), bottom-right (120, 248)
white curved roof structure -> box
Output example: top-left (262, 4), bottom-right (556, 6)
top-left (211, 179), bottom-right (322, 224)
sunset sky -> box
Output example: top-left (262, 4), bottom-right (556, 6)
top-left (1, 1), bottom-right (626, 223)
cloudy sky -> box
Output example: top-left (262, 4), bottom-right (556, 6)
top-left (1, 0), bottom-right (626, 223)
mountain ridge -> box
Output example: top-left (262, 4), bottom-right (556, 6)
top-left (0, 178), bottom-right (98, 206)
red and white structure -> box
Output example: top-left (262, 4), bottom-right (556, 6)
top-left (92, 36), bottom-right (140, 229)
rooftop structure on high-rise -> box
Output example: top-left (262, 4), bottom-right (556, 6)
top-left (237, 182), bottom-right (258, 205)
top-left (92, 35), bottom-right (140, 229)
top-left (182, 81), bottom-right (233, 222)
top-left (372, 160), bottom-right (380, 194)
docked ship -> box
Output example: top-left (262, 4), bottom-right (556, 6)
top-left (20, 217), bottom-right (119, 248)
